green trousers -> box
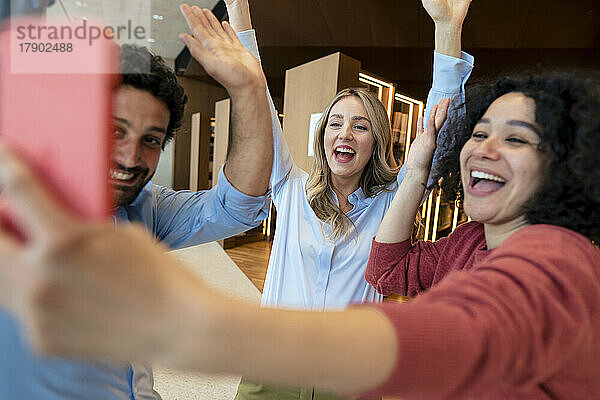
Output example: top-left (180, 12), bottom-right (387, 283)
top-left (235, 378), bottom-right (346, 400)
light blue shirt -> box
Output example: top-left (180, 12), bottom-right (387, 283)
top-left (238, 30), bottom-right (474, 310)
top-left (0, 168), bottom-right (269, 399)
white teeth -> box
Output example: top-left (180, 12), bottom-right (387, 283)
top-left (471, 170), bottom-right (506, 183)
top-left (335, 147), bottom-right (355, 154)
top-left (110, 169), bottom-right (134, 181)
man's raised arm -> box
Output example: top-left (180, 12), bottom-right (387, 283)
top-left (180, 4), bottom-right (272, 196)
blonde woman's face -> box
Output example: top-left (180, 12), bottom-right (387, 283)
top-left (323, 96), bottom-right (375, 186)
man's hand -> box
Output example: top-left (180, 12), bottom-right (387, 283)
top-left (179, 4), bottom-right (265, 95)
top-left (181, 3), bottom-right (272, 197)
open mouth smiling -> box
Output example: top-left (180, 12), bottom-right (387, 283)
top-left (468, 169), bottom-right (506, 195)
top-left (334, 145), bottom-right (356, 163)
top-left (110, 168), bottom-right (142, 186)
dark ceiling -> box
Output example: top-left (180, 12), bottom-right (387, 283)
top-left (183, 0), bottom-right (600, 102)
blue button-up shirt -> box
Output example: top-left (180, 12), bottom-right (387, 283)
top-left (0, 168), bottom-right (269, 399)
top-left (237, 30), bottom-right (474, 310)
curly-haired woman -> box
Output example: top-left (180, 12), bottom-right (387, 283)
top-left (363, 71), bottom-right (600, 399)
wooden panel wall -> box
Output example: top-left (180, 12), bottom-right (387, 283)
top-left (173, 76), bottom-right (227, 191)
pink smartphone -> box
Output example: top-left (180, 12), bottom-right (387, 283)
top-left (0, 16), bottom-right (118, 225)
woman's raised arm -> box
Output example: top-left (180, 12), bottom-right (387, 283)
top-left (423, 0), bottom-right (473, 58)
top-left (376, 99), bottom-right (449, 244)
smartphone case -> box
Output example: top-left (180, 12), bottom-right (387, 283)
top-left (0, 16), bottom-right (118, 223)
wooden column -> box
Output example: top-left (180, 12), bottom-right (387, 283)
top-left (212, 98), bottom-right (231, 187)
top-left (189, 112), bottom-right (212, 191)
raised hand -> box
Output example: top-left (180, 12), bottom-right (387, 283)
top-left (181, 3), bottom-right (272, 197)
top-left (224, 0), bottom-right (252, 33)
top-left (404, 98), bottom-right (450, 174)
top-left (179, 4), bottom-right (265, 94)
top-left (422, 0), bottom-right (473, 27)
top-left (421, 0), bottom-right (472, 57)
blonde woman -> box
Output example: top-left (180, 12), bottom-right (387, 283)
top-left (229, 0), bottom-right (473, 304)
top-left (222, 0), bottom-right (474, 397)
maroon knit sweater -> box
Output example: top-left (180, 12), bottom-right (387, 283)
top-left (361, 222), bottom-right (600, 400)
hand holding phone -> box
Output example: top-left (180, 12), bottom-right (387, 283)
top-left (0, 16), bottom-right (117, 236)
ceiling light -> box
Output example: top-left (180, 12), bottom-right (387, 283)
top-left (147, 37), bottom-right (156, 43)
top-left (152, 14), bottom-right (164, 20)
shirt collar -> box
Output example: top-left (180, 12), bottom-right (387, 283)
top-left (330, 186), bottom-right (372, 207)
top-left (350, 186), bottom-right (369, 205)
top-left (112, 180), bottom-right (153, 220)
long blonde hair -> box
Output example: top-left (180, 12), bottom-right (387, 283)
top-left (306, 88), bottom-right (398, 240)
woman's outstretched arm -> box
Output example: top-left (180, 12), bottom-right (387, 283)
top-left (0, 142), bottom-right (397, 395)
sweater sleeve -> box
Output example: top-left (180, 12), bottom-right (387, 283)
top-left (365, 222), bottom-right (482, 297)
top-left (365, 237), bottom-right (448, 296)
top-left (360, 225), bottom-right (600, 400)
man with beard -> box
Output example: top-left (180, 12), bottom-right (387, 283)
top-left (0, 5), bottom-right (272, 399)
top-left (110, 43), bottom-right (272, 247)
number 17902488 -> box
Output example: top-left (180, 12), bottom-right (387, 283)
top-left (19, 42), bottom-right (73, 52)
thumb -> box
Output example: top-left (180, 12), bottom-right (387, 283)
top-left (0, 144), bottom-right (75, 243)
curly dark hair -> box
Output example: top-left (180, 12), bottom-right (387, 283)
top-left (119, 44), bottom-right (188, 147)
top-left (434, 71), bottom-right (600, 243)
